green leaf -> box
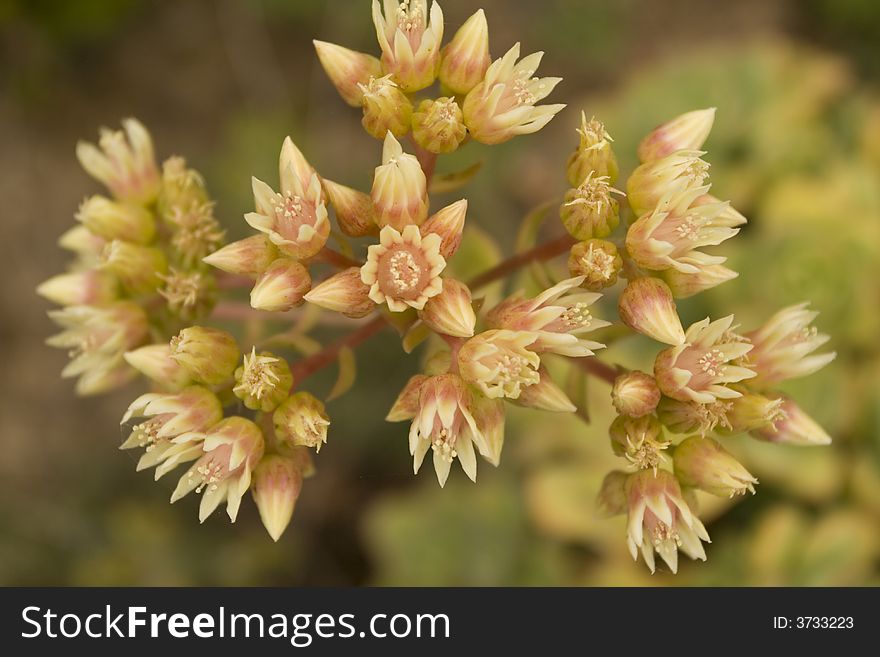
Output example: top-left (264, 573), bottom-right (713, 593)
top-left (429, 161), bottom-right (482, 194)
top-left (327, 346), bottom-right (356, 401)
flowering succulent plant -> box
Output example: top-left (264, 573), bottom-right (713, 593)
top-left (39, 2), bottom-right (834, 574)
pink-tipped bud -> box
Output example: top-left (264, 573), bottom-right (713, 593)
top-left (439, 8), bottom-right (490, 95)
top-left (618, 277), bottom-right (685, 346)
top-left (274, 391), bottom-right (330, 453)
top-left (359, 74), bottom-right (414, 139)
top-left (611, 370), bottom-right (661, 418)
top-left (203, 235), bottom-right (279, 277)
top-left (512, 367), bottom-right (576, 413)
top-left (660, 264), bottom-right (738, 299)
top-left (313, 40), bottom-right (383, 107)
top-left (567, 239), bottom-right (622, 291)
top-left (250, 258), bottom-right (311, 312)
top-left (169, 326), bottom-right (240, 386)
top-left (419, 278), bottom-right (476, 338)
top-left (37, 269), bottom-right (118, 306)
top-left (323, 179), bottom-right (378, 237)
top-left (637, 108), bottom-right (716, 163)
top-left (597, 470), bottom-right (628, 517)
top-left (304, 267), bottom-right (374, 319)
top-left (58, 225), bottom-right (107, 257)
top-left (560, 172), bottom-right (622, 240)
top-left (371, 132), bottom-right (429, 229)
top-left (75, 195), bottom-right (155, 244)
top-left (751, 395), bottom-right (831, 446)
top-left (123, 344), bottom-right (192, 390)
top-left (99, 240), bottom-right (167, 295)
top-left (421, 199), bottom-right (467, 259)
top-left (233, 348), bottom-right (293, 412)
top-left (156, 156), bottom-right (210, 221)
top-left (566, 113), bottom-right (618, 186)
top-left (76, 118), bottom-right (160, 204)
top-left (252, 454), bottom-right (305, 542)
top-left (673, 435), bottom-right (758, 497)
top-left (412, 97), bottom-right (467, 154)
top-left (386, 374), bottom-right (429, 422)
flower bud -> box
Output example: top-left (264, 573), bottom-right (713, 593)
top-left (439, 8), bottom-right (490, 95)
top-left (420, 199), bottom-right (467, 259)
top-left (609, 414), bottom-right (668, 471)
top-left (626, 150), bottom-right (710, 216)
top-left (100, 240), bottom-right (167, 295)
top-left (412, 97), bottom-right (467, 154)
top-left (360, 74), bottom-right (413, 139)
top-left (719, 391), bottom-right (786, 435)
top-left (462, 42), bottom-right (564, 145)
top-left (567, 239), bottom-right (622, 291)
top-left (305, 267), bottom-right (375, 318)
top-left (274, 391), bottom-right (330, 453)
top-left (751, 395), bottom-right (831, 446)
top-left (123, 344), bottom-right (192, 390)
top-left (597, 470), bottom-right (628, 517)
top-left (660, 264), bottom-right (738, 299)
top-left (58, 225), bottom-right (106, 258)
top-left (618, 277), bottom-right (685, 346)
top-left (560, 172), bottom-right (621, 240)
top-left (566, 113), bottom-right (618, 187)
top-left (203, 235), bottom-right (279, 277)
top-left (673, 435), bottom-right (758, 497)
top-left (611, 370), bottom-right (660, 418)
top-left (419, 278), bottom-right (476, 338)
top-left (637, 108), bottom-right (716, 163)
top-left (76, 118), bottom-right (160, 204)
top-left (37, 269), bottom-right (118, 306)
top-left (371, 132), bottom-right (429, 229)
top-left (386, 374), bottom-right (429, 421)
top-left (169, 326), bottom-right (240, 386)
top-left (323, 179), bottom-right (378, 237)
top-left (512, 367), bottom-right (576, 412)
top-left (372, 0), bottom-right (444, 92)
top-left (234, 348), bottom-right (293, 412)
top-left (156, 156), bottom-right (210, 221)
top-left (313, 40), bottom-right (383, 107)
top-left (75, 195), bottom-right (155, 244)
top-left (252, 454), bottom-right (305, 541)
top-left (250, 258), bottom-right (311, 312)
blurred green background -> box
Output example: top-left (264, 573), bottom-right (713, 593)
top-left (2, 0), bottom-right (879, 585)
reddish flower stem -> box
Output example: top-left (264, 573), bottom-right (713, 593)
top-left (290, 315), bottom-right (387, 382)
top-left (467, 233), bottom-right (575, 290)
top-left (572, 354), bottom-right (618, 385)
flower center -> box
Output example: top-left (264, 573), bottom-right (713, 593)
top-left (683, 158), bottom-right (709, 185)
top-left (695, 400), bottom-right (733, 435)
top-left (378, 245), bottom-right (428, 300)
top-left (698, 349), bottom-right (726, 377)
top-left (188, 446), bottom-right (232, 494)
top-left (625, 432), bottom-right (670, 473)
top-left (652, 521), bottom-right (682, 548)
top-left (581, 244), bottom-right (616, 280)
top-left (131, 418), bottom-right (165, 451)
top-left (270, 191), bottom-right (315, 242)
top-left (560, 302), bottom-right (593, 330)
top-left (159, 269), bottom-right (204, 311)
top-left (674, 213), bottom-right (704, 241)
top-left (234, 349), bottom-right (281, 400)
top-left (578, 117), bottom-right (611, 148)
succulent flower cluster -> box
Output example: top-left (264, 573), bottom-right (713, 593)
top-left (40, 3), bottom-right (835, 564)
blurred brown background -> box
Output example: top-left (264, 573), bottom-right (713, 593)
top-left (2, 0), bottom-right (879, 585)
